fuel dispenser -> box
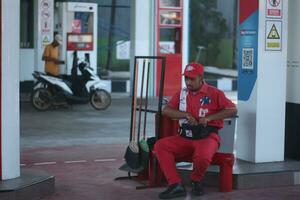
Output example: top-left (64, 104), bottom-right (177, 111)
top-left (156, 0), bottom-right (183, 96)
top-left (54, 2), bottom-right (98, 75)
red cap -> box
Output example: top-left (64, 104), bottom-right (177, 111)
top-left (183, 62), bottom-right (204, 78)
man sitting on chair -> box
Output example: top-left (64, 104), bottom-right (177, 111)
top-left (154, 62), bottom-right (237, 199)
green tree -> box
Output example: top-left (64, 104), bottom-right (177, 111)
top-left (190, 0), bottom-right (228, 66)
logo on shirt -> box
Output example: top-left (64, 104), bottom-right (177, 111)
top-left (199, 108), bottom-right (208, 117)
top-left (200, 96), bottom-right (211, 106)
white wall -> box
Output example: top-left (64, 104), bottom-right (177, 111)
top-left (20, 49), bottom-right (35, 81)
top-left (1, 0), bottom-right (20, 180)
top-left (130, 0), bottom-right (153, 97)
top-left (130, 1), bottom-right (152, 57)
top-left (34, 0), bottom-right (54, 74)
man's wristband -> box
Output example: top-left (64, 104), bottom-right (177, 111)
top-left (205, 116), bottom-right (212, 122)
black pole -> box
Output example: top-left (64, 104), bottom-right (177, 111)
top-left (105, 0), bottom-right (117, 71)
top-left (142, 60), bottom-right (151, 139)
top-left (156, 57), bottom-right (166, 140)
top-left (137, 60), bottom-right (146, 142)
top-left (71, 50), bottom-right (78, 81)
top-left (129, 58), bottom-right (137, 142)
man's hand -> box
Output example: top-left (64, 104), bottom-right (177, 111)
top-left (162, 106), bottom-right (199, 126)
top-left (198, 117), bottom-right (210, 127)
top-left (186, 113), bottom-right (198, 126)
top-left (55, 60), bottom-right (65, 65)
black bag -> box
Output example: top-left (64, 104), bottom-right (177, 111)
top-left (147, 137), bottom-right (157, 151)
top-left (180, 124), bottom-right (218, 139)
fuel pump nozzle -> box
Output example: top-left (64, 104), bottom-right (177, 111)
top-left (71, 50), bottom-right (78, 79)
top-left (84, 53), bottom-right (90, 65)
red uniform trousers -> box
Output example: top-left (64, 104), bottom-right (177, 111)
top-left (154, 133), bottom-right (220, 185)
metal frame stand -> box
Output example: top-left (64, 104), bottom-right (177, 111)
top-left (115, 56), bottom-right (166, 189)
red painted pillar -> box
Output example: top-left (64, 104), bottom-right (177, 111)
top-left (156, 0), bottom-right (183, 96)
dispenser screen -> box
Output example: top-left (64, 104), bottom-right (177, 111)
top-left (67, 33), bottom-right (93, 51)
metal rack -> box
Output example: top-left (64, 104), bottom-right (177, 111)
top-left (115, 56), bottom-right (166, 188)
top-left (130, 56), bottom-right (166, 142)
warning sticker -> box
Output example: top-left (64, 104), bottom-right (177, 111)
top-left (267, 24), bottom-right (280, 39)
top-left (265, 20), bottom-right (282, 51)
top-left (266, 0), bottom-right (282, 18)
top-left (42, 35), bottom-right (51, 47)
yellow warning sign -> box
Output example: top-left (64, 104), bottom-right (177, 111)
top-left (43, 36), bottom-right (50, 43)
top-left (265, 20), bottom-right (282, 51)
top-left (267, 24), bottom-right (280, 39)
top-left (267, 42), bottom-right (280, 48)
top-left (42, 35), bottom-right (51, 47)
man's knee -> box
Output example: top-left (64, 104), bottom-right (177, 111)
top-left (154, 137), bottom-right (172, 153)
top-left (154, 139), bottom-right (165, 152)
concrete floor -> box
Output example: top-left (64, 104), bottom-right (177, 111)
top-left (21, 144), bottom-right (300, 200)
top-left (20, 93), bottom-right (300, 200)
top-left (20, 96), bottom-right (156, 149)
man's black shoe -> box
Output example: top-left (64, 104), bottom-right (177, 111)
top-left (159, 183), bottom-right (186, 199)
top-left (191, 181), bottom-right (204, 196)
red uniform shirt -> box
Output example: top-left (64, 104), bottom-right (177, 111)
top-left (167, 83), bottom-right (236, 129)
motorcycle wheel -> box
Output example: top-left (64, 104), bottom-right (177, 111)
top-left (90, 89), bottom-right (111, 110)
top-left (31, 88), bottom-right (52, 111)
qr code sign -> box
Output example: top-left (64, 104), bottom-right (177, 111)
top-left (242, 48), bottom-right (254, 70)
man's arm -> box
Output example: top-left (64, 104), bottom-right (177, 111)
top-left (42, 56), bottom-right (64, 64)
top-left (42, 47), bottom-right (64, 64)
top-left (199, 108), bottom-right (237, 126)
top-left (162, 105), bottom-right (198, 125)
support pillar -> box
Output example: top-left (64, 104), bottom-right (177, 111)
top-left (1, 0), bottom-right (20, 180)
top-left (235, 0), bottom-right (288, 163)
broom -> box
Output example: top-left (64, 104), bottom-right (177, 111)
top-left (139, 60), bottom-right (150, 168)
top-left (124, 60), bottom-right (142, 169)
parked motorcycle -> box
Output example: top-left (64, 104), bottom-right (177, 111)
top-left (31, 51), bottom-right (111, 111)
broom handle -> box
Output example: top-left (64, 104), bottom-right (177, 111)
top-left (143, 60), bottom-right (150, 140)
top-left (131, 62), bottom-right (139, 142)
top-left (137, 59), bottom-right (146, 142)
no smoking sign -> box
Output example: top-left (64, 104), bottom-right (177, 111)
top-left (266, 0), bottom-right (282, 18)
top-left (269, 0), bottom-right (280, 7)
